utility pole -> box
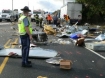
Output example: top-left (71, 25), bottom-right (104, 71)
top-left (63, 0), bottom-right (65, 6)
top-left (12, 0), bottom-right (13, 11)
top-left (28, 1), bottom-right (29, 7)
top-left (12, 0), bottom-right (14, 21)
top-left (33, 6), bottom-right (34, 11)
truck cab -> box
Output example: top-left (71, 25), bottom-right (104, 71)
top-left (1, 9), bottom-right (12, 22)
top-left (0, 12), bottom-right (2, 22)
top-left (31, 10), bottom-right (44, 22)
top-left (1, 9), bottom-right (19, 22)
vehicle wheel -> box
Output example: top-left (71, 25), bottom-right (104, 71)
top-left (33, 19), bottom-right (35, 22)
top-left (0, 19), bottom-right (2, 22)
top-left (31, 19), bottom-right (35, 22)
top-left (31, 19), bottom-right (33, 22)
top-left (7, 19), bottom-right (10, 22)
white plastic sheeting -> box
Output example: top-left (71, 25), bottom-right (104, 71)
top-left (95, 34), bottom-right (105, 41)
top-left (0, 47), bottom-right (58, 58)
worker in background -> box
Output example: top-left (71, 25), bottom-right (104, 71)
top-left (19, 13), bottom-right (23, 18)
top-left (56, 18), bottom-right (61, 27)
top-left (64, 14), bottom-right (70, 25)
top-left (18, 6), bottom-right (33, 67)
top-left (46, 13), bottom-right (52, 24)
top-left (39, 16), bottom-right (43, 28)
top-left (34, 14), bottom-right (39, 26)
top-left (53, 13), bottom-right (58, 26)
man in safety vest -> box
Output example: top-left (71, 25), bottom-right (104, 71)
top-left (18, 6), bottom-right (33, 67)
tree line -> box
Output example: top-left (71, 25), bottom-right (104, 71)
top-left (76, 0), bottom-right (105, 24)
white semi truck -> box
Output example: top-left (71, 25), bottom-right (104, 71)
top-left (1, 9), bottom-right (19, 22)
top-left (0, 12), bottom-right (2, 22)
top-left (60, 2), bottom-right (82, 24)
top-left (31, 10), bottom-right (45, 22)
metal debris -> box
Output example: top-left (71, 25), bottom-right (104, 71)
top-left (37, 76), bottom-right (48, 78)
top-left (46, 57), bottom-right (63, 64)
top-left (92, 60), bottom-right (94, 62)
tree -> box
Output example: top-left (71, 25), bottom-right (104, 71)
top-left (76, 0), bottom-right (105, 23)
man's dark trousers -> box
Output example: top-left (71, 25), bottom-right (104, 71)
top-left (20, 33), bottom-right (30, 64)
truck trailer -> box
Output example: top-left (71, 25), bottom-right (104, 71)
top-left (60, 2), bottom-right (82, 24)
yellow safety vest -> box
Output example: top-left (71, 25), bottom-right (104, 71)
top-left (18, 15), bottom-right (32, 35)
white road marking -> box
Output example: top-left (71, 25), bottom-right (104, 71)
top-left (0, 23), bottom-right (11, 25)
top-left (85, 47), bottom-right (105, 59)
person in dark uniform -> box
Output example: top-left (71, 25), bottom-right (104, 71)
top-left (16, 14), bottom-right (18, 21)
top-left (53, 14), bottom-right (58, 26)
top-left (39, 16), bottom-right (43, 27)
top-left (18, 6), bottom-right (33, 67)
top-left (35, 14), bottom-right (39, 26)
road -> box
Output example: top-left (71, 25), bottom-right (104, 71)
top-left (0, 22), bottom-right (105, 78)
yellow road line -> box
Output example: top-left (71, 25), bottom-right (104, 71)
top-left (11, 38), bottom-right (18, 48)
top-left (4, 39), bottom-right (11, 49)
top-left (0, 38), bottom-right (18, 74)
top-left (0, 57), bottom-right (9, 74)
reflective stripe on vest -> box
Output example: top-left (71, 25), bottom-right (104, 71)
top-left (18, 15), bottom-right (32, 35)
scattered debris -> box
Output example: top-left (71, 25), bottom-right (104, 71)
top-left (60, 60), bottom-right (73, 69)
top-left (88, 68), bottom-right (93, 70)
top-left (86, 76), bottom-right (90, 78)
top-left (43, 24), bottom-right (57, 35)
top-left (19, 45), bottom-right (22, 48)
top-left (30, 44), bottom-right (37, 47)
top-left (51, 39), bottom-right (71, 44)
top-left (12, 34), bottom-right (19, 36)
top-left (100, 74), bottom-right (103, 76)
top-left (92, 60), bottom-right (94, 62)
top-left (0, 45), bottom-right (4, 50)
top-left (95, 34), bottom-right (105, 41)
top-left (19, 44), bottom-right (37, 48)
top-left (8, 52), bottom-right (18, 57)
top-left (46, 57), bottom-right (63, 64)
top-left (10, 26), bottom-right (16, 30)
top-left (32, 32), bottom-right (48, 45)
top-left (74, 60), bottom-right (77, 62)
top-left (11, 42), bottom-right (18, 45)
top-left (37, 76), bottom-right (48, 78)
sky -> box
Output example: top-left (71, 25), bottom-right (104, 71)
top-left (0, 0), bottom-right (75, 12)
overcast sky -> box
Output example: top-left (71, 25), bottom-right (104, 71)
top-left (0, 0), bottom-right (75, 12)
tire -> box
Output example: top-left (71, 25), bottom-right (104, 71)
top-left (7, 19), bottom-right (10, 22)
top-left (0, 19), bottom-right (2, 22)
top-left (31, 19), bottom-right (35, 22)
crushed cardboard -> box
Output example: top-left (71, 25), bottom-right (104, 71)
top-left (43, 25), bottom-right (57, 35)
top-left (60, 60), bottom-right (72, 69)
top-left (37, 76), bottom-right (47, 78)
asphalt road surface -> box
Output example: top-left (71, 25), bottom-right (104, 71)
top-left (0, 22), bottom-right (105, 78)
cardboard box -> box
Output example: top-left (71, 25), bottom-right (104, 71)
top-left (60, 60), bottom-right (72, 69)
top-left (75, 38), bottom-right (84, 46)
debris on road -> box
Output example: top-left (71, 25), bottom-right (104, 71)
top-left (46, 57), bottom-right (63, 64)
top-left (11, 42), bottom-right (18, 45)
top-left (32, 31), bottom-right (48, 45)
top-left (60, 59), bottom-right (72, 69)
top-left (43, 24), bottom-right (57, 35)
top-left (50, 39), bottom-right (71, 44)
top-left (92, 60), bottom-right (94, 62)
top-left (37, 76), bottom-right (48, 78)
